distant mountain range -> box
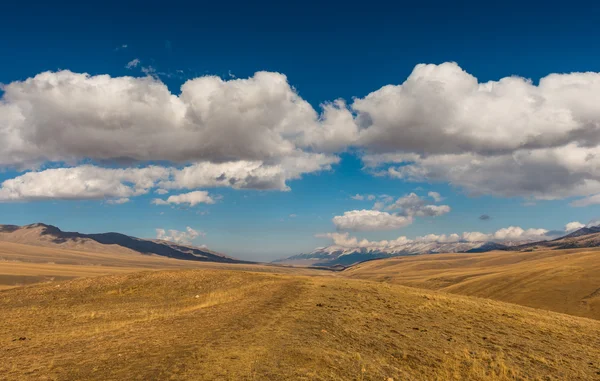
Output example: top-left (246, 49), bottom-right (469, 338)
top-left (275, 226), bottom-right (600, 267)
top-left (0, 223), bottom-right (248, 264)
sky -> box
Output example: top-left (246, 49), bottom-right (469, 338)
top-left (2, 0), bottom-right (600, 261)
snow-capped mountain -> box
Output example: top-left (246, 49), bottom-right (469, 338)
top-left (274, 240), bottom-right (511, 267)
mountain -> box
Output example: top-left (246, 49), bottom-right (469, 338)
top-left (275, 240), bottom-right (511, 267)
top-left (278, 225), bottom-right (600, 268)
top-left (0, 223), bottom-right (247, 264)
top-left (514, 226), bottom-right (600, 251)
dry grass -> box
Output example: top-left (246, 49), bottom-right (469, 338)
top-left (1, 269), bottom-right (600, 380)
top-left (343, 247), bottom-right (600, 320)
top-left (0, 241), bottom-right (325, 290)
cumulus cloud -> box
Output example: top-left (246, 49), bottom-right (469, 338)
top-left (565, 221), bottom-right (585, 231)
top-left (0, 70), bottom-right (354, 168)
top-left (385, 192), bottom-right (451, 217)
top-left (316, 232), bottom-right (412, 248)
top-left (332, 210), bottom-right (412, 231)
top-left (356, 62), bottom-right (600, 202)
top-left (350, 194), bottom-right (365, 200)
top-left (0, 155), bottom-right (338, 202)
top-left (155, 227), bottom-right (204, 245)
top-left (492, 226), bottom-right (549, 241)
top-left (152, 191), bottom-right (215, 207)
top-left (0, 165), bottom-right (169, 202)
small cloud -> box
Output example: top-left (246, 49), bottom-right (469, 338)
top-left (155, 189), bottom-right (169, 195)
top-left (126, 58), bottom-right (141, 69)
top-left (428, 191), bottom-right (443, 202)
top-left (152, 191), bottom-right (215, 207)
top-left (479, 214), bottom-right (491, 221)
top-left (289, 214), bottom-right (297, 218)
top-left (350, 194), bottom-right (364, 201)
top-left (228, 70), bottom-right (236, 78)
top-left (106, 198), bottom-right (130, 205)
top-left (114, 44), bottom-right (128, 51)
top-left (142, 65), bottom-right (157, 77)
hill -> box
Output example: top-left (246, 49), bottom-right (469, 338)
top-left (515, 227), bottom-right (600, 251)
top-left (1, 269), bottom-right (599, 380)
top-left (0, 240), bottom-right (322, 290)
top-left (0, 223), bottom-right (244, 264)
top-left (342, 247), bottom-right (600, 320)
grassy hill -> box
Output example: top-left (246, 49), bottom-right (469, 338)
top-left (0, 241), bottom-right (322, 290)
top-left (342, 247), bottom-right (600, 320)
top-left (1, 269), bottom-right (599, 380)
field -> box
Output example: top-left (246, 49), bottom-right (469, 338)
top-left (0, 241), bottom-right (323, 290)
top-left (343, 248), bottom-right (600, 320)
top-left (2, 242), bottom-right (600, 380)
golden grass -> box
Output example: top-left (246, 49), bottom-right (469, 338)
top-left (1, 269), bottom-right (600, 380)
top-left (342, 247), bottom-right (600, 320)
top-left (0, 241), bottom-right (326, 290)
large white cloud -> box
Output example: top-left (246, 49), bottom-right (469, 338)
top-left (355, 63), bottom-right (600, 202)
top-left (0, 155), bottom-right (338, 202)
top-left (0, 165), bottom-right (169, 202)
top-left (332, 210), bottom-right (413, 231)
top-left (0, 70), bottom-right (354, 168)
top-left (0, 70), bottom-right (348, 202)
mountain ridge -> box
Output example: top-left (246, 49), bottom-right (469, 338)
top-left (0, 223), bottom-right (248, 264)
top-left (277, 225), bottom-right (600, 267)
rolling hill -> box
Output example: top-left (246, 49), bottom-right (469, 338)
top-left (0, 223), bottom-right (245, 264)
top-left (1, 269), bottom-right (599, 380)
top-left (342, 247), bottom-right (600, 320)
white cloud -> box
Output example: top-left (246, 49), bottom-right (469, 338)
top-left (386, 192), bottom-right (451, 217)
top-left (355, 63), bottom-right (600, 201)
top-left (492, 226), bottom-right (549, 241)
top-left (126, 58), bottom-right (140, 69)
top-left (316, 232), bottom-right (412, 248)
top-left (0, 154), bottom-right (338, 202)
top-left (106, 198), bottom-right (130, 205)
top-left (565, 221), bottom-right (585, 231)
top-left (570, 194), bottom-right (600, 207)
top-left (152, 191), bottom-right (215, 207)
top-left (0, 70), bottom-right (355, 168)
top-left (350, 194), bottom-right (364, 200)
top-left (289, 214), bottom-right (297, 218)
top-left (332, 209), bottom-right (412, 231)
top-left (428, 191), bottom-right (443, 202)
top-left (155, 226), bottom-right (204, 245)
top-left (0, 165), bottom-right (169, 202)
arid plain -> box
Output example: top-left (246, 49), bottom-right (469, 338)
top-left (2, 239), bottom-right (600, 380)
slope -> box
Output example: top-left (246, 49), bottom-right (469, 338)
top-left (0, 240), bottom-right (322, 290)
top-left (1, 269), bottom-right (599, 380)
top-left (343, 247), bottom-right (600, 320)
top-left (0, 223), bottom-right (243, 263)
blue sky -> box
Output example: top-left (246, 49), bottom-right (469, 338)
top-left (2, 0), bottom-right (600, 261)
